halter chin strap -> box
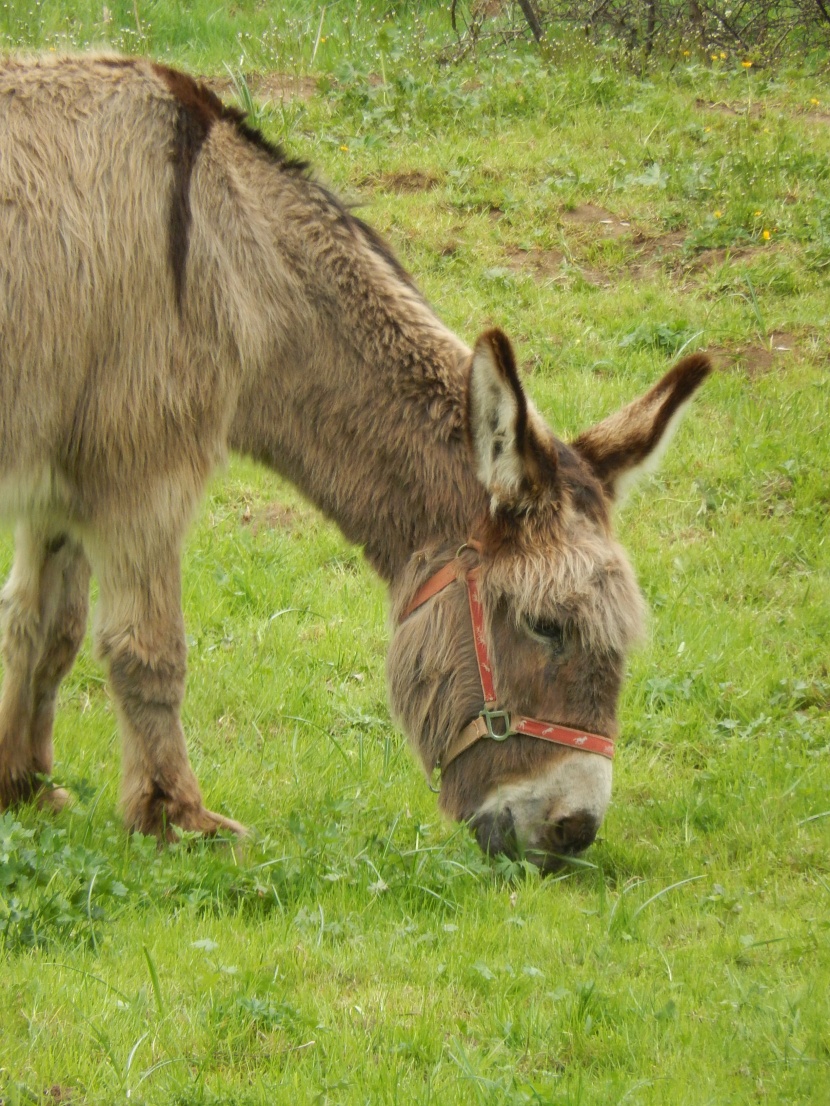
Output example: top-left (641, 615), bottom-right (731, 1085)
top-left (400, 545), bottom-right (615, 772)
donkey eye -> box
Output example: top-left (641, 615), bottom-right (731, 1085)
top-left (525, 616), bottom-right (567, 652)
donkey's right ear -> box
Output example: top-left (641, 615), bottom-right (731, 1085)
top-left (468, 329), bottom-right (557, 514)
top-left (573, 353), bottom-right (712, 502)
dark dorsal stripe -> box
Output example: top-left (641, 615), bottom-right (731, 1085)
top-left (149, 62), bottom-right (418, 314)
top-left (150, 63), bottom-right (307, 311)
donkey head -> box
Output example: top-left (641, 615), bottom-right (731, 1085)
top-left (388, 330), bottom-right (710, 871)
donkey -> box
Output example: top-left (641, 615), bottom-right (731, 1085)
top-left (0, 54), bottom-right (710, 867)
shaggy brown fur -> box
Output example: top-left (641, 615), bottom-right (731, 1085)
top-left (0, 55), bottom-right (710, 855)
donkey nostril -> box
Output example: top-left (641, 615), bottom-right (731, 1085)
top-left (545, 810), bottom-right (599, 856)
top-left (471, 805), bottom-right (517, 857)
top-left (547, 820), bottom-right (569, 851)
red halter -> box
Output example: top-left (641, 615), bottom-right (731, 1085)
top-left (400, 546), bottom-right (616, 772)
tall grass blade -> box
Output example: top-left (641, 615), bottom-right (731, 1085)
top-left (143, 945), bottom-right (165, 1017)
top-left (631, 875), bottom-right (704, 920)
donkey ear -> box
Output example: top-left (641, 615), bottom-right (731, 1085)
top-left (468, 329), bottom-right (556, 512)
top-left (573, 353), bottom-right (712, 501)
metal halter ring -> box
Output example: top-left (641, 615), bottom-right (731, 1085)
top-left (478, 706), bottom-right (513, 741)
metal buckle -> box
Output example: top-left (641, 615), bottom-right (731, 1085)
top-left (479, 706), bottom-right (513, 741)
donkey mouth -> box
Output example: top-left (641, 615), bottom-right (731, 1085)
top-left (469, 806), bottom-right (600, 872)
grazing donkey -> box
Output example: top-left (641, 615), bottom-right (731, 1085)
top-left (0, 55), bottom-right (710, 867)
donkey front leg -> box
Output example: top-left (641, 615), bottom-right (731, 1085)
top-left (92, 538), bottom-right (245, 840)
top-left (0, 528), bottom-right (90, 811)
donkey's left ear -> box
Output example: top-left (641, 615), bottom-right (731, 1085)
top-left (573, 353), bottom-right (712, 501)
top-left (468, 329), bottom-right (557, 513)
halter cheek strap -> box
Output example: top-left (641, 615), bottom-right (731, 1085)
top-left (399, 548), bottom-right (615, 772)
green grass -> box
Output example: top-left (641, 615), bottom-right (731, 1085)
top-left (1, 10), bottom-right (829, 1105)
top-left (0, 0), bottom-right (448, 74)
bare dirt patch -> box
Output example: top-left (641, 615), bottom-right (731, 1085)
top-left (806, 110), bottom-right (830, 125)
top-left (504, 246), bottom-right (611, 287)
top-left (633, 230), bottom-right (687, 254)
top-left (260, 74), bottom-right (319, 101)
top-left (685, 245), bottom-right (756, 271)
top-left (759, 472), bottom-right (796, 517)
top-left (630, 234), bottom-right (773, 278)
top-left (507, 222), bottom-right (685, 284)
top-left (561, 204), bottom-right (633, 238)
top-left (507, 221), bottom-right (772, 287)
top-left (626, 230), bottom-right (687, 277)
top-left (505, 245), bottom-right (565, 278)
top-left (575, 266), bottom-right (613, 288)
top-left (244, 502), bottom-right (310, 534)
top-left (45, 1089), bottom-right (74, 1103)
top-left (367, 169), bottom-right (442, 194)
top-left (694, 97), bottom-right (765, 119)
top-left (711, 331), bottom-right (800, 376)
top-left (203, 73), bottom-right (318, 103)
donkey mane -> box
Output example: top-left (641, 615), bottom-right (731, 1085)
top-left (138, 58), bottom-right (421, 311)
top-left (148, 60), bottom-right (307, 308)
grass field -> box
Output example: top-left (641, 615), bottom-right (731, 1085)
top-left (1, 5), bottom-right (829, 1104)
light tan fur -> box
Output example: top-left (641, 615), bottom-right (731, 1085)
top-left (0, 55), bottom-right (710, 861)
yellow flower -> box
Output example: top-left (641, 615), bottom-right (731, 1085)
top-left (704, 126), bottom-right (711, 132)
top-left (683, 49), bottom-right (690, 56)
top-left (720, 52), bottom-right (726, 59)
top-left (754, 210), bottom-right (761, 216)
top-left (811, 98), bottom-right (820, 105)
top-left (742, 60), bottom-right (753, 68)
top-left (711, 54), bottom-right (718, 61)
top-left (714, 210), bottom-right (723, 218)
top-left (762, 229), bottom-right (771, 240)
top-left (340, 145), bottom-right (349, 152)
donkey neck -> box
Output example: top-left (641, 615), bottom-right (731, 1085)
top-left (286, 324), bottom-right (486, 582)
top-left (345, 329), bottom-right (486, 579)
top-left (230, 213), bottom-right (487, 583)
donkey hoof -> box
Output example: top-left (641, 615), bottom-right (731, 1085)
top-left (38, 785), bottom-right (73, 813)
top-left (195, 808), bottom-right (248, 838)
top-left (125, 789), bottom-right (248, 840)
top-left (154, 804), bottom-right (248, 840)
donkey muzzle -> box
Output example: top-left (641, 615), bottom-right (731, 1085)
top-left (470, 806), bottom-right (600, 870)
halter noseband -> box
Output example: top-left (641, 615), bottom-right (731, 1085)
top-left (400, 543), bottom-right (615, 774)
